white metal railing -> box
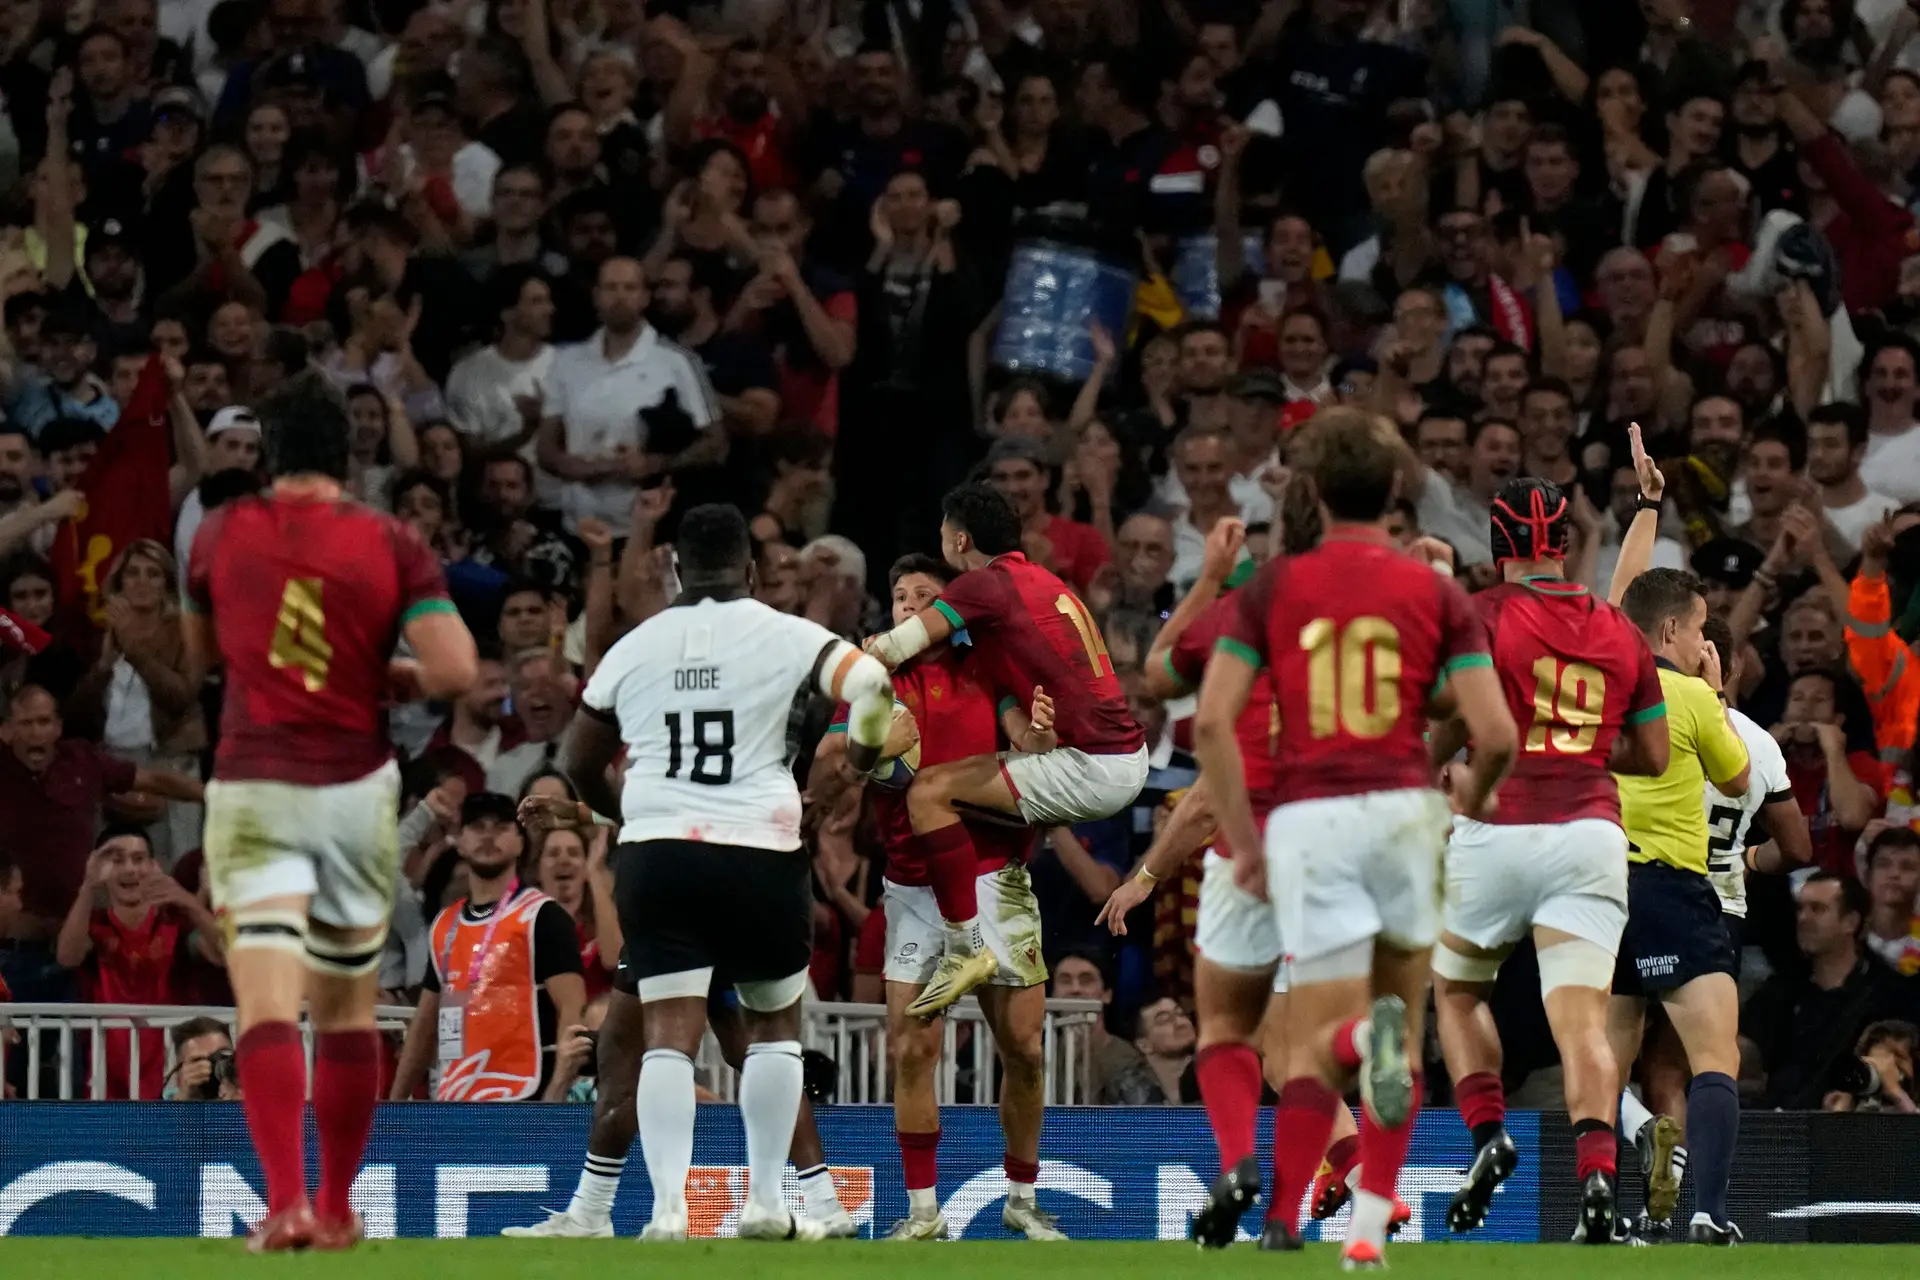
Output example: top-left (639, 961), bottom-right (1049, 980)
top-left (0, 1004), bottom-right (419, 1100)
top-left (1, 998), bottom-right (1103, 1104)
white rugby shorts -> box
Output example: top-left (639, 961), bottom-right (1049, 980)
top-left (1268, 787), bottom-right (1452, 971)
top-left (1443, 816), bottom-right (1629, 955)
top-left (1194, 849), bottom-right (1290, 993)
top-left (1001, 744), bottom-right (1149, 826)
top-left (204, 760), bottom-right (402, 931)
top-left (882, 866), bottom-right (1047, 989)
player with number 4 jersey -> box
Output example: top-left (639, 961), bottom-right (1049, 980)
top-left (863, 484), bottom-right (1148, 1017)
top-left (1194, 409), bottom-right (1518, 1267)
top-left (1427, 479), bottom-right (1671, 1248)
top-left (183, 376), bottom-right (480, 1253)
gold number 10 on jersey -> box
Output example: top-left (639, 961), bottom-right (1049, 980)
top-left (1526, 657), bottom-right (1605, 753)
top-left (1300, 616), bottom-right (1400, 739)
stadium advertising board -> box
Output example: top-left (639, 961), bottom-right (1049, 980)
top-left (0, 1105), bottom-right (1538, 1241)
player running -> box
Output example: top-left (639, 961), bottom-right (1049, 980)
top-left (863, 484), bottom-right (1148, 1017)
top-left (554, 503), bottom-right (894, 1242)
top-left (1426, 478), bottom-right (1671, 1246)
top-left (812, 553), bottom-right (1061, 1242)
top-left (1194, 408), bottom-right (1518, 1267)
top-left (183, 375), bottom-right (480, 1251)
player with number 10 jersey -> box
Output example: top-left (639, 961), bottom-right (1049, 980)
top-left (862, 484), bottom-right (1148, 1017)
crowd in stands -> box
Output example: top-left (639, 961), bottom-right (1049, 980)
top-left (1, 0), bottom-right (1920, 1109)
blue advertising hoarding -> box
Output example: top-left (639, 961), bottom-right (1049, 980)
top-left (0, 1105), bottom-right (1539, 1241)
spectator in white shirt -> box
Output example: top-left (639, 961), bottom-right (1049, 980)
top-left (1158, 372), bottom-right (1279, 523)
top-left (536, 256), bottom-right (723, 536)
top-left (445, 263), bottom-right (556, 454)
top-left (1808, 402), bottom-right (1902, 550)
top-left (1861, 336), bottom-right (1920, 505)
top-left (1166, 426), bottom-right (1254, 592)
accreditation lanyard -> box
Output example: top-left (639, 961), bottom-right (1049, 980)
top-left (435, 880), bottom-right (519, 1085)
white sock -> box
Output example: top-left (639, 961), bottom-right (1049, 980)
top-left (567, 1152), bottom-right (626, 1227)
top-left (1618, 1088), bottom-right (1656, 1144)
top-left (1671, 1144), bottom-right (1689, 1191)
top-left (908, 1186), bottom-right (939, 1216)
top-left (1344, 1163), bottom-right (1363, 1195)
top-left (948, 918), bottom-right (983, 957)
top-left (1008, 1178), bottom-right (1036, 1205)
top-left (739, 1041), bottom-right (805, 1216)
top-left (798, 1164), bottom-right (842, 1216)
top-left (637, 1049), bottom-right (696, 1220)
top-left (1349, 1189), bottom-right (1393, 1248)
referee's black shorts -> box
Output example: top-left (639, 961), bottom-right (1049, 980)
top-left (1611, 860), bottom-right (1736, 997)
top-left (613, 838), bottom-right (813, 995)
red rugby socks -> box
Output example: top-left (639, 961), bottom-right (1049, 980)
top-left (237, 1022), bottom-right (309, 1214)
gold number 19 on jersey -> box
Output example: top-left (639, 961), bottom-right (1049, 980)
top-left (1525, 657), bottom-right (1605, 753)
top-left (269, 577), bottom-right (333, 692)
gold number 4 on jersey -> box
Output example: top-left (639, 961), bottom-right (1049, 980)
top-left (269, 577), bottom-right (333, 693)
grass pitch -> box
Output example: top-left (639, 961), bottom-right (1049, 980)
top-left (0, 1239), bottom-right (1912, 1278)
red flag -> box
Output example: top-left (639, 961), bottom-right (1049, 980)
top-left (49, 356), bottom-right (173, 630)
top-left (0, 606), bottom-right (49, 654)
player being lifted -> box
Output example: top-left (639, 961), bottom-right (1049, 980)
top-left (864, 484), bottom-right (1147, 1016)
top-left (1426, 478), bottom-right (1670, 1246)
top-left (555, 504), bottom-right (894, 1242)
top-left (184, 375), bottom-right (480, 1251)
top-left (812, 553), bottom-right (1061, 1241)
top-left (1194, 409), bottom-right (1517, 1267)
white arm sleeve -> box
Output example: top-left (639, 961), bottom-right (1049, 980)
top-left (813, 638), bottom-right (893, 750)
top-left (868, 613), bottom-right (931, 668)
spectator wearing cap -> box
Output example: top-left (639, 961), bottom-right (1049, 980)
top-left (391, 72), bottom-right (500, 234)
top-left (389, 790), bottom-right (586, 1102)
top-left (8, 304), bottom-right (119, 436)
top-left (1806, 404), bottom-right (1900, 552)
top-left (148, 85), bottom-right (205, 169)
top-left (172, 405), bottom-right (260, 568)
top-left (211, 0), bottom-right (369, 138)
top-left (985, 436), bottom-right (1109, 594)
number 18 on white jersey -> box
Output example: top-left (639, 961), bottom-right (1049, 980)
top-left (581, 596), bottom-right (844, 852)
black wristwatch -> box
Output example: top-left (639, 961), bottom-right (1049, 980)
top-left (1634, 493), bottom-right (1662, 513)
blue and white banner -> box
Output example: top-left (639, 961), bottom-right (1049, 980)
top-left (0, 1105), bottom-right (1540, 1241)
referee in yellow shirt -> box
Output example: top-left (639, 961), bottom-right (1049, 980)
top-left (1612, 568), bottom-right (1751, 1245)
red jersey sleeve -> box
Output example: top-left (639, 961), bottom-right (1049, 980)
top-left (1219, 561), bottom-right (1280, 667)
top-left (386, 517), bottom-right (455, 624)
top-left (1166, 594), bottom-right (1234, 692)
top-left (933, 565), bottom-right (1012, 635)
top-left (185, 505), bottom-right (231, 616)
top-left (1434, 574), bottom-right (1492, 675)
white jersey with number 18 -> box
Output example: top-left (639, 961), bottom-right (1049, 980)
top-left (1704, 707), bottom-right (1793, 918)
top-left (582, 595), bottom-right (842, 851)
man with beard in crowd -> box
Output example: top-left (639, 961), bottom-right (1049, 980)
top-left (673, 37), bottom-right (803, 193)
top-left (650, 253), bottom-right (780, 435)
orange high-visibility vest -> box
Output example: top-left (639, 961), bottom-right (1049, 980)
top-left (429, 888), bottom-right (551, 1102)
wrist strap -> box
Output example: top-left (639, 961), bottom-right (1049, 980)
top-left (1635, 493), bottom-right (1662, 513)
top-left (1135, 867), bottom-right (1160, 886)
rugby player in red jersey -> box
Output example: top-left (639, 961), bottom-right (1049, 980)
top-left (1195, 408), bottom-right (1518, 1266)
top-left (1426, 478), bottom-right (1670, 1245)
top-left (864, 484), bottom-right (1148, 1016)
top-left (184, 376), bottom-right (479, 1252)
top-left (815, 553), bottom-right (1060, 1240)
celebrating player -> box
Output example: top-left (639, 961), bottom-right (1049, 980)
top-left (183, 375), bottom-right (480, 1251)
top-left (812, 553), bottom-right (1060, 1241)
top-left (1426, 478), bottom-right (1671, 1246)
top-left (555, 503), bottom-right (894, 1242)
top-left (863, 484), bottom-right (1147, 1017)
top-left (1194, 408), bottom-right (1518, 1266)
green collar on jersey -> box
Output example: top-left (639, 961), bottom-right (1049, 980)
top-left (1519, 574), bottom-right (1588, 596)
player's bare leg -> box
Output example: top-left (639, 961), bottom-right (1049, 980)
top-left (709, 1000), bottom-right (852, 1235)
top-left (1188, 958), bottom-right (1271, 1247)
top-left (1659, 973), bottom-right (1742, 1244)
top-left (885, 981), bottom-right (949, 1239)
top-left (733, 983), bottom-right (829, 1242)
top-left (302, 918), bottom-right (391, 1251)
top-left (503, 989), bottom-right (644, 1238)
top-left (224, 890), bottom-right (320, 1252)
top-left (900, 755), bottom-right (1016, 1015)
top-left (1624, 1007), bottom-right (1689, 1232)
top-left (1431, 932), bottom-right (1518, 1236)
top-left (979, 983), bottom-right (1062, 1239)
top-left (634, 995), bottom-right (708, 1240)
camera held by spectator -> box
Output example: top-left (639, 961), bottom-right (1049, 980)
top-left (165, 1017), bottom-right (240, 1101)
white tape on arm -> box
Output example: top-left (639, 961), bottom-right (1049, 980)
top-left (870, 613), bottom-right (931, 667)
top-left (842, 654), bottom-right (893, 751)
